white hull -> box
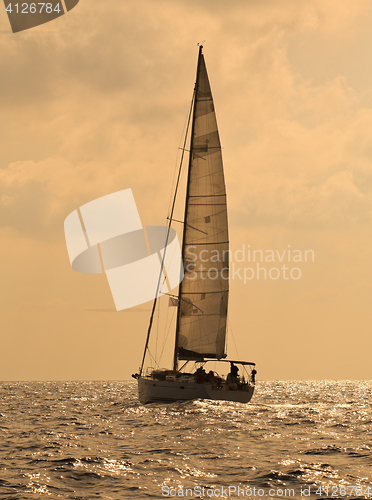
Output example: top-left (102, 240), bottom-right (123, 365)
top-left (138, 376), bottom-right (254, 404)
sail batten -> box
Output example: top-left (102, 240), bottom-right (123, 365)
top-left (175, 47), bottom-right (229, 362)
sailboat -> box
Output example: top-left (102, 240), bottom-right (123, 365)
top-left (132, 46), bottom-right (256, 404)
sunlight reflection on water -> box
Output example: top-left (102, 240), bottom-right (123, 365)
top-left (0, 380), bottom-right (371, 499)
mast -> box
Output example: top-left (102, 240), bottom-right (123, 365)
top-left (173, 45), bottom-right (204, 371)
top-left (138, 60), bottom-right (195, 377)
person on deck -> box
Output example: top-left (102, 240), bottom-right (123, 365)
top-left (206, 370), bottom-right (215, 384)
top-left (229, 362), bottom-right (239, 383)
top-left (195, 366), bottom-right (206, 383)
top-left (251, 369), bottom-right (257, 384)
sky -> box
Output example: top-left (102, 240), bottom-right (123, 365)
top-left (1, 0), bottom-right (372, 381)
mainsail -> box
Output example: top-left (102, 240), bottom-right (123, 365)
top-left (175, 46), bottom-right (229, 364)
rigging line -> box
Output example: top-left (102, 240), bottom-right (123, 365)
top-left (179, 360), bottom-right (189, 372)
top-left (139, 85), bottom-right (196, 376)
top-left (155, 287), bottom-right (161, 363)
top-left (146, 348), bottom-right (159, 369)
top-left (158, 307), bottom-right (176, 364)
top-left (157, 226), bottom-right (185, 295)
top-left (167, 217), bottom-right (208, 235)
top-left (160, 282), bottom-right (173, 365)
top-left (178, 147), bottom-right (206, 161)
top-left (227, 316), bottom-right (241, 363)
top-left (167, 104), bottom-right (194, 216)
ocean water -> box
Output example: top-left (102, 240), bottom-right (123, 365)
top-left (0, 381), bottom-right (371, 499)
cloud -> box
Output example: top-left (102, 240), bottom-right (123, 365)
top-left (2, 0), bottom-right (372, 239)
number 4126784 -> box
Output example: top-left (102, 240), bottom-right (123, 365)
top-left (315, 485), bottom-right (370, 496)
top-left (6, 3), bottom-right (61, 14)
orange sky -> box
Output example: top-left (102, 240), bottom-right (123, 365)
top-left (1, 0), bottom-right (372, 381)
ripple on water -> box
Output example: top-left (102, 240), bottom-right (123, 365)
top-left (0, 380), bottom-right (371, 499)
